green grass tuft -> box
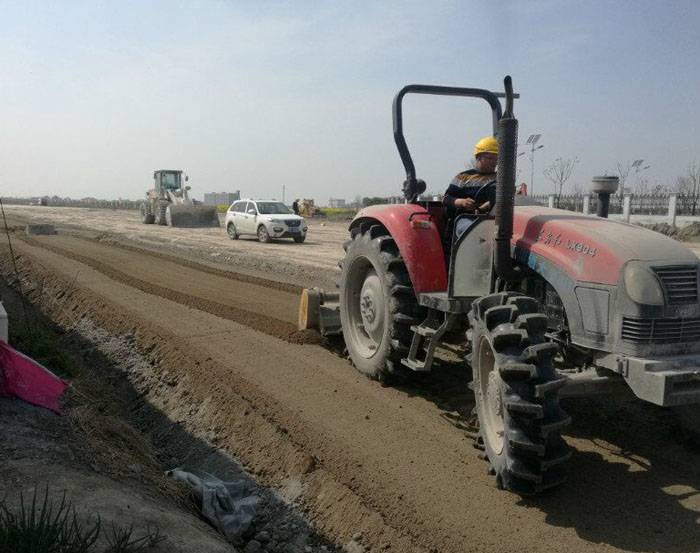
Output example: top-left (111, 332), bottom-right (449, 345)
top-left (0, 486), bottom-right (165, 553)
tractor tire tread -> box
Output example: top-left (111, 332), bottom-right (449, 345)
top-left (155, 200), bottom-right (169, 226)
top-left (469, 291), bottom-right (570, 495)
top-left (340, 224), bottom-right (422, 381)
top-left (484, 305), bottom-right (518, 329)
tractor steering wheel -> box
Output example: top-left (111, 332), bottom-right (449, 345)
top-left (472, 180), bottom-right (496, 205)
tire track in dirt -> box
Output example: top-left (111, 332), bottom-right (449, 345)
top-left (0, 248), bottom-right (424, 552)
top-left (88, 233), bottom-right (304, 294)
top-left (19, 235), bottom-right (323, 346)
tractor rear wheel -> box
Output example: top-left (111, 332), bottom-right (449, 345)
top-left (154, 200), bottom-right (168, 226)
top-left (339, 223), bottom-right (420, 381)
top-left (140, 203), bottom-right (155, 224)
top-left (469, 291), bottom-right (571, 495)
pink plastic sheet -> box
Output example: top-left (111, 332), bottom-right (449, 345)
top-left (0, 340), bottom-right (68, 414)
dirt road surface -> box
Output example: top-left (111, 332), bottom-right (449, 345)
top-left (3, 206), bottom-right (346, 288)
top-left (2, 206), bottom-right (699, 553)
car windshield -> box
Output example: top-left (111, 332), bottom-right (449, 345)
top-left (256, 202), bottom-right (291, 215)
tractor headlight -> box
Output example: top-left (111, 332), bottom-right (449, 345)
top-left (624, 263), bottom-right (664, 306)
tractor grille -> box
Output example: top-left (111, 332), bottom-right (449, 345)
top-left (652, 265), bottom-right (698, 305)
top-left (621, 316), bottom-right (700, 343)
top-left (544, 285), bottom-right (565, 330)
top-left (285, 220), bottom-right (301, 227)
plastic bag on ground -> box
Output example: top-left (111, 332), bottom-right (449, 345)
top-left (166, 467), bottom-right (260, 542)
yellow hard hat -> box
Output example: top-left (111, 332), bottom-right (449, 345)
top-left (473, 136), bottom-right (499, 157)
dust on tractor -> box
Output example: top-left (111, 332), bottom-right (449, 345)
top-left (140, 170), bottom-right (220, 228)
top-left (299, 77), bottom-right (700, 494)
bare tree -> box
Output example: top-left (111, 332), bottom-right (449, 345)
top-left (543, 157), bottom-right (579, 207)
top-left (677, 160), bottom-right (700, 215)
top-left (615, 161), bottom-right (632, 196)
top-left (652, 183), bottom-right (670, 195)
top-left (636, 177), bottom-right (650, 195)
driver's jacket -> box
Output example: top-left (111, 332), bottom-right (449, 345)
top-left (442, 169), bottom-right (497, 211)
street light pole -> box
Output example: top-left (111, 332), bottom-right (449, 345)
top-left (520, 134), bottom-right (543, 195)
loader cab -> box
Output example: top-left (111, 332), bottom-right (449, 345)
top-left (154, 170), bottom-right (183, 191)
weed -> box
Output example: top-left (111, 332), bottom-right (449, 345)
top-left (0, 486), bottom-right (166, 553)
top-left (9, 321), bottom-right (77, 378)
top-left (0, 486), bottom-right (100, 553)
top-left (105, 522), bottom-right (165, 553)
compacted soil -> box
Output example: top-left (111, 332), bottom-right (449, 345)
top-left (1, 205), bottom-right (699, 553)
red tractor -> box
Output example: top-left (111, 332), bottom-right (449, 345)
top-left (299, 77), bottom-right (700, 494)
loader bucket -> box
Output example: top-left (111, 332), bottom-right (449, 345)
top-left (166, 205), bottom-right (221, 228)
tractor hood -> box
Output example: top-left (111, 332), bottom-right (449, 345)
top-left (512, 206), bottom-right (697, 285)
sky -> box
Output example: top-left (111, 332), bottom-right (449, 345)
top-left (0, 0), bottom-right (699, 204)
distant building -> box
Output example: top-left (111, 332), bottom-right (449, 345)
top-left (204, 191), bottom-right (241, 206)
top-left (328, 198), bottom-right (347, 209)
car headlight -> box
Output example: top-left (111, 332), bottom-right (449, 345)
top-left (624, 263), bottom-right (664, 305)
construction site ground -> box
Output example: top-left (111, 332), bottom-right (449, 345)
top-left (1, 205), bottom-right (699, 553)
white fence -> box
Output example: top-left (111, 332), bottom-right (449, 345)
top-left (530, 193), bottom-right (700, 226)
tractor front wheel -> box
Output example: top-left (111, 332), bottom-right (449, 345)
top-left (339, 223), bottom-right (420, 381)
top-left (469, 292), bottom-right (571, 495)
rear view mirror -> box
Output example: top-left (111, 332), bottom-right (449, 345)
top-left (185, 186), bottom-right (191, 191)
top-left (185, 175), bottom-right (189, 182)
top-left (247, 209), bottom-right (256, 215)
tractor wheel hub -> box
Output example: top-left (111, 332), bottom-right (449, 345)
top-left (359, 275), bottom-right (384, 340)
top-left (487, 371), bottom-right (504, 422)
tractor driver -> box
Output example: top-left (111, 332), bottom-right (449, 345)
top-left (443, 136), bottom-right (498, 236)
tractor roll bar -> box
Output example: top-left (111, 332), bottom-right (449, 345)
top-left (392, 84), bottom-right (518, 202)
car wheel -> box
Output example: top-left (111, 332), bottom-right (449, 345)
top-left (257, 225), bottom-right (271, 243)
top-left (293, 235), bottom-right (306, 243)
top-left (227, 222), bottom-right (239, 240)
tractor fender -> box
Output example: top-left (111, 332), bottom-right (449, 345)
top-left (349, 205), bottom-right (447, 294)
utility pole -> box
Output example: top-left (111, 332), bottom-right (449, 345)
top-left (519, 134), bottom-right (543, 195)
top-left (282, 184), bottom-right (286, 204)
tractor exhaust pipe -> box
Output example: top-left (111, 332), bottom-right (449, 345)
top-left (493, 76), bottom-right (522, 282)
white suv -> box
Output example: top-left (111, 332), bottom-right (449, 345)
top-left (225, 199), bottom-right (308, 243)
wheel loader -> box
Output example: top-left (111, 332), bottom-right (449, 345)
top-left (140, 170), bottom-right (220, 228)
top-left (299, 77), bottom-right (700, 495)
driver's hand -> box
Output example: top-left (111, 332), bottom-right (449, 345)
top-left (456, 198), bottom-right (476, 210)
